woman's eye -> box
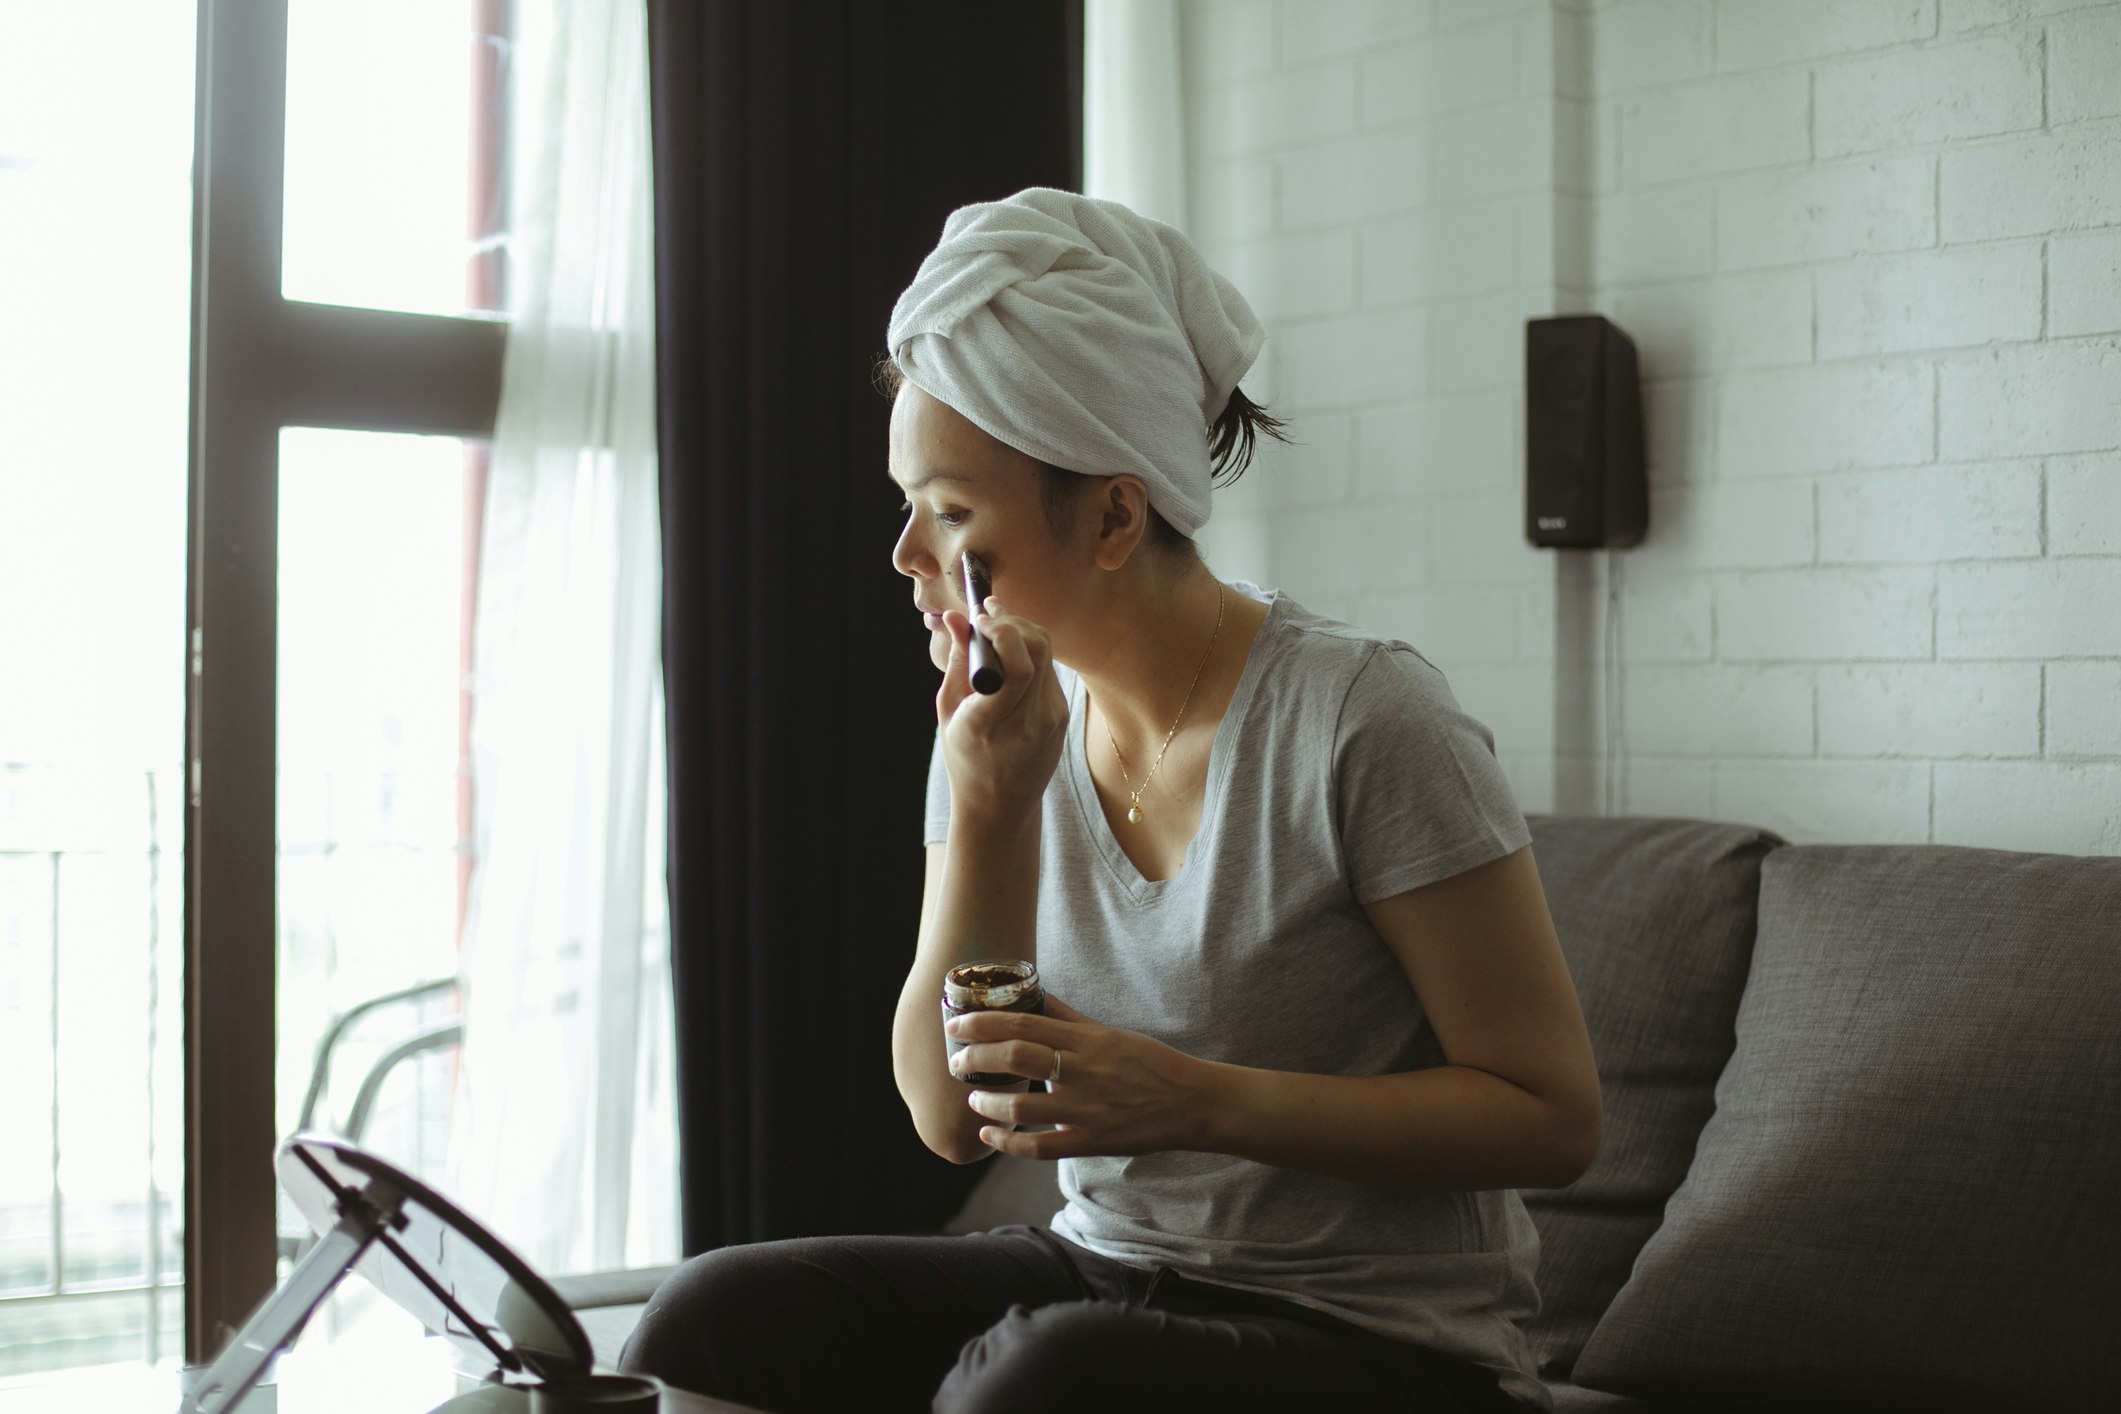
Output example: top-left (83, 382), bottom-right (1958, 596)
top-left (896, 499), bottom-right (965, 529)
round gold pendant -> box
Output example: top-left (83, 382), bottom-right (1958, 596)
top-left (1126, 805), bottom-right (1144, 825)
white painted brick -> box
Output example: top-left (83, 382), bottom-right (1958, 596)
top-left (1547, 751), bottom-right (1605, 813)
top-left (2047, 661), bottom-right (2121, 756)
top-left (2051, 8), bottom-right (2121, 123)
top-left (1817, 463), bottom-right (2044, 562)
top-left (1223, 228), bottom-right (1356, 320)
top-left (1359, 586), bottom-right (1518, 665)
top-left (1196, 63), bottom-right (1359, 157)
top-left (1587, 185), bottom-right (1715, 285)
top-left (1818, 663), bottom-right (2040, 756)
top-left (1432, 100), bottom-right (1553, 201)
top-left (1939, 341), bottom-right (2121, 460)
top-left (1713, 760), bottom-right (1933, 844)
top-left (1610, 270), bottom-right (1811, 376)
top-left (1553, 7), bottom-right (1591, 100)
top-left (1508, 751), bottom-right (1561, 813)
top-left (1938, 560), bottom-right (2121, 657)
top-left (1719, 361), bottom-right (1934, 478)
top-left (1941, 125), bottom-right (2121, 241)
top-left (1531, 192), bottom-right (1572, 291)
top-left (1302, 591), bottom-right (1358, 622)
top-left (1717, 567), bottom-right (1936, 660)
top-left (1361, 22), bottom-right (1518, 125)
top-left (1438, 663), bottom-right (1556, 755)
top-left (1944, 0), bottom-right (2112, 32)
top-left (1551, 192), bottom-right (1590, 292)
top-left (1623, 665), bottom-right (1814, 754)
top-left (2050, 231), bottom-right (2121, 338)
top-left (1436, 0), bottom-right (1546, 27)
top-left (1357, 392), bottom-right (1515, 497)
top-left (1933, 762), bottom-right (2121, 852)
top-left (1219, 407), bottom-right (1355, 511)
top-left (1619, 572), bottom-right (1715, 661)
top-left (1618, 69), bottom-right (1809, 186)
top-left (1815, 32), bottom-right (2042, 159)
top-left (1430, 288), bottom-right (1548, 394)
top-left (1280, 0), bottom-right (1434, 66)
top-left (1557, 97), bottom-right (1621, 196)
top-left (1278, 128), bottom-right (1428, 227)
top-left (1624, 757), bottom-right (1717, 816)
top-left (1642, 377), bottom-right (1716, 484)
top-left (1631, 480), bottom-right (1816, 569)
top-left (2049, 454), bottom-right (2121, 554)
top-left (1189, 158), bottom-right (1277, 243)
top-left (1816, 244), bottom-right (2042, 357)
top-left (1183, 0), bottom-right (1277, 85)
top-left (1361, 202), bottom-right (1517, 306)
top-left (1427, 491), bottom-right (1548, 583)
top-left (1275, 504), bottom-right (1367, 596)
top-left (1718, 156), bottom-right (1936, 269)
top-left (1715, 0), bottom-right (1937, 69)
top-left (1274, 307), bottom-right (1428, 406)
top-left (1346, 498), bottom-right (1429, 589)
top-left (1196, 509), bottom-right (1276, 587)
top-left (1589, 0), bottom-right (1714, 92)
top-left (1242, 335), bottom-right (1283, 405)
top-left (1515, 577), bottom-right (1564, 666)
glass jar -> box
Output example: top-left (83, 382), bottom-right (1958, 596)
top-left (941, 959), bottom-right (1045, 1085)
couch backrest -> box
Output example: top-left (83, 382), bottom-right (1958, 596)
top-left (1517, 813), bottom-right (1785, 1382)
top-left (1570, 840), bottom-right (2121, 1412)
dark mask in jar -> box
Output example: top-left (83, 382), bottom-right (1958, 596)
top-left (942, 959), bottom-right (1046, 1085)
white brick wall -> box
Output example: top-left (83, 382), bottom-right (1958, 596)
top-left (1178, 0), bottom-right (2121, 854)
top-left (1188, 0), bottom-right (1565, 800)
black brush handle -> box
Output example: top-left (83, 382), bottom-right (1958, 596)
top-left (961, 552), bottom-right (1004, 695)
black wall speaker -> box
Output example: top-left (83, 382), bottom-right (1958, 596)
top-left (1526, 314), bottom-right (1646, 549)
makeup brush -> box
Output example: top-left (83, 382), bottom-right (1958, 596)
top-left (960, 550), bottom-right (1004, 695)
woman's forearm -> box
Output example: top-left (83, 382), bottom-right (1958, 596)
top-left (892, 802), bottom-right (1042, 1163)
top-left (1194, 1059), bottom-right (1598, 1193)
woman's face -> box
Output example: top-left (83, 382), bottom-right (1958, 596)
top-left (888, 383), bottom-right (1096, 672)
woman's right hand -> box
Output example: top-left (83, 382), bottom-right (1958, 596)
top-left (936, 598), bottom-right (1070, 826)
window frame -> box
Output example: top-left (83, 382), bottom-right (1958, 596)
top-left (184, 0), bottom-right (507, 1360)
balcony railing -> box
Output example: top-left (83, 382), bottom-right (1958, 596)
top-left (0, 767), bottom-right (181, 1379)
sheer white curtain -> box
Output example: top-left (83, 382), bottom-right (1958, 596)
top-left (447, 0), bottom-right (676, 1276)
top-left (1084, 0), bottom-right (1188, 229)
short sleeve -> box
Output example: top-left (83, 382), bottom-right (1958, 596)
top-left (1334, 643), bottom-right (1532, 905)
top-left (923, 727), bottom-right (952, 844)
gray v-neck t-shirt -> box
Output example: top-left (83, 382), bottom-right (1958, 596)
top-left (922, 583), bottom-right (1547, 1411)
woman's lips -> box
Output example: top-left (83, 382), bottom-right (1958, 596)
top-left (922, 611), bottom-right (942, 631)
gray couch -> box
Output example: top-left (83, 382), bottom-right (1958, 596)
top-left (577, 813), bottom-right (2121, 1413)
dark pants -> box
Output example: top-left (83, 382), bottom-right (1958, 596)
top-left (616, 1224), bottom-right (1532, 1414)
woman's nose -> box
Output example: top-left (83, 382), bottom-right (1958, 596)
top-left (891, 514), bottom-right (928, 579)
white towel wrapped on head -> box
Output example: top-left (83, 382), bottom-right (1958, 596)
top-left (885, 186), bottom-right (1264, 538)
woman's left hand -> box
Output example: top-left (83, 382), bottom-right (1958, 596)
top-left (946, 993), bottom-right (1218, 1159)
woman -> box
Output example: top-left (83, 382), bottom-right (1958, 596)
top-left (620, 188), bottom-right (1600, 1414)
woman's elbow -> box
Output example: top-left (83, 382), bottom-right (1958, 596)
top-left (916, 1119), bottom-right (993, 1167)
top-left (1549, 1105), bottom-right (1603, 1187)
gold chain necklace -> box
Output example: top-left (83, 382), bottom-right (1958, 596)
top-left (1101, 583), bottom-right (1226, 825)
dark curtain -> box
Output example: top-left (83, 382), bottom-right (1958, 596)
top-left (647, 2), bottom-right (1084, 1255)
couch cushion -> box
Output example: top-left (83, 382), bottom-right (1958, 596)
top-left (1516, 814), bottom-right (1783, 1382)
top-left (1573, 843), bottom-right (2121, 1413)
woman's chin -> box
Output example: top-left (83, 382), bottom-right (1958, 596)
top-left (928, 630), bottom-right (949, 672)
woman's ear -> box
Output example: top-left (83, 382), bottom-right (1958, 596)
top-left (1090, 474), bottom-right (1150, 570)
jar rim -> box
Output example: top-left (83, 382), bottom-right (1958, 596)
top-left (944, 958), bottom-right (1041, 1008)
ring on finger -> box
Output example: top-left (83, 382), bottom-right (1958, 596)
top-left (1047, 1048), bottom-right (1063, 1086)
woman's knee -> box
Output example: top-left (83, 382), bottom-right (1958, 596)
top-left (935, 1302), bottom-right (1144, 1414)
top-left (615, 1241), bottom-right (845, 1394)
